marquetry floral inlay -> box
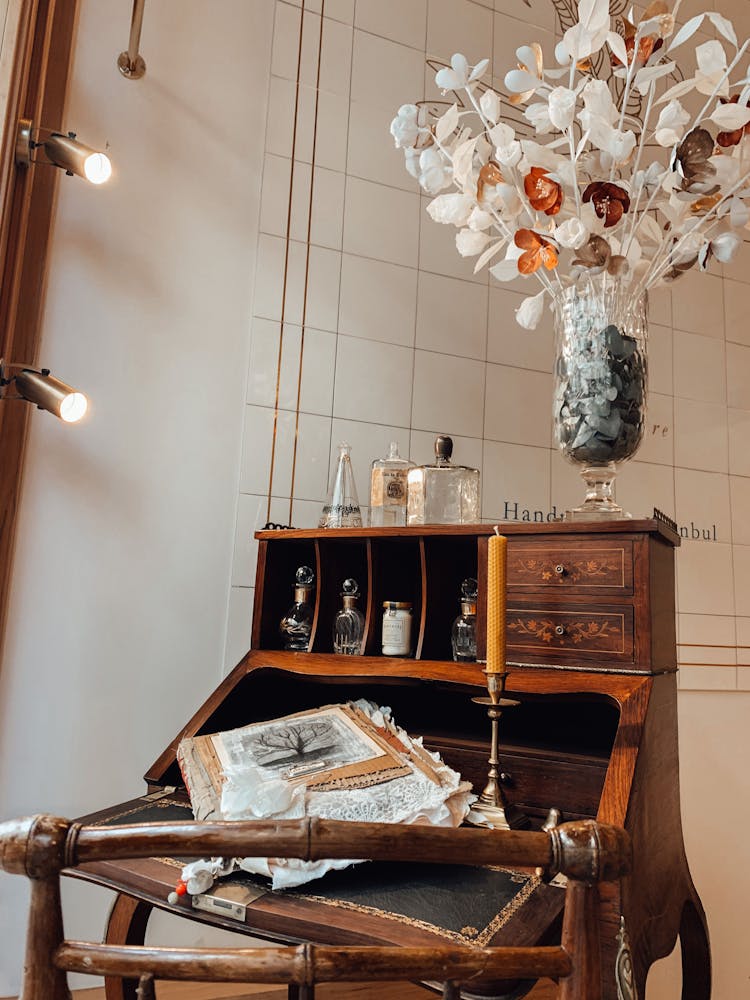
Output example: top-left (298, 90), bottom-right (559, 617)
top-left (508, 617), bottom-right (621, 645)
top-left (512, 552), bottom-right (622, 584)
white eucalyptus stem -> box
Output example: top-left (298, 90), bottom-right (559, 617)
top-left (622, 87), bottom-right (657, 256)
top-left (627, 175), bottom-right (668, 248)
top-left (465, 83), bottom-right (493, 133)
top-left (624, 176), bottom-right (646, 250)
top-left (609, 30), bottom-right (644, 182)
top-left (567, 129), bottom-right (582, 213)
top-left (630, 84), bottom-right (656, 189)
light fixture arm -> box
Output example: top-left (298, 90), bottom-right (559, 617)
top-left (118, 0), bottom-right (146, 80)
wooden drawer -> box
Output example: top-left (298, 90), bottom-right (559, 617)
top-left (506, 603), bottom-right (634, 664)
top-left (508, 539), bottom-right (633, 596)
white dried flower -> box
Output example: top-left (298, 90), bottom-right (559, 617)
top-left (515, 290), bottom-right (546, 330)
top-left (426, 192), bottom-right (474, 226)
top-left (468, 206), bottom-right (493, 231)
top-left (578, 80), bottom-right (618, 142)
top-left (548, 87), bottom-right (577, 131)
top-left (435, 53), bottom-right (488, 93)
top-left (603, 127), bottom-right (637, 164)
top-left (418, 147), bottom-right (453, 195)
top-left (403, 147), bottom-right (420, 179)
top-left (480, 89), bottom-right (501, 124)
top-left (708, 231), bottom-right (740, 263)
top-left (694, 39), bottom-right (729, 97)
top-left (525, 102), bottom-right (554, 134)
top-left (456, 228), bottom-right (491, 256)
top-left (555, 217), bottom-right (589, 249)
top-left (390, 104), bottom-right (421, 148)
top-left (655, 100), bottom-right (691, 147)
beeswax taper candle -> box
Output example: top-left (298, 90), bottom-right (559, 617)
top-left (486, 531), bottom-right (507, 674)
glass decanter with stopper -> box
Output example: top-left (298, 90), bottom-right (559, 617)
top-left (279, 565), bottom-right (315, 651)
top-left (333, 578), bottom-right (365, 655)
top-left (451, 577), bottom-right (477, 662)
top-left (370, 441), bottom-right (415, 527)
top-left (407, 435), bottom-right (480, 525)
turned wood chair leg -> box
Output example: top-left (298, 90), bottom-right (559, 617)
top-left (136, 974), bottom-right (156, 999)
top-left (104, 893), bottom-right (153, 1000)
top-left (679, 897), bottom-right (711, 1000)
top-left (558, 881), bottom-right (601, 1000)
top-left (23, 877), bottom-right (71, 1000)
top-left (288, 986), bottom-right (315, 1000)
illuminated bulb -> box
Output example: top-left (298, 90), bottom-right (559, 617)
top-left (59, 392), bottom-right (88, 423)
top-left (42, 133), bottom-right (113, 185)
top-left (83, 152), bottom-right (112, 185)
top-left (14, 369), bottom-right (89, 423)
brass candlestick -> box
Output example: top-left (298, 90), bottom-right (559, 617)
top-left (473, 671), bottom-right (528, 830)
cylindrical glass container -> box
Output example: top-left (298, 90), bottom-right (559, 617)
top-left (381, 601), bottom-right (413, 656)
top-left (553, 276), bottom-right (648, 520)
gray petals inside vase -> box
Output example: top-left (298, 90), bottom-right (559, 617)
top-left (553, 277), bottom-right (648, 520)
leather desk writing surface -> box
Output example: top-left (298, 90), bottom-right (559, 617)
top-left (71, 793), bottom-right (565, 950)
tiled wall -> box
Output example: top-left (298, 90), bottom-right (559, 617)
top-left (226, 0), bottom-right (750, 693)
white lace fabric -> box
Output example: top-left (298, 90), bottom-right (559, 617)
top-left (180, 700), bottom-right (474, 892)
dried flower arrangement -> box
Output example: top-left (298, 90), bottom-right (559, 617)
top-left (390, 0), bottom-right (750, 329)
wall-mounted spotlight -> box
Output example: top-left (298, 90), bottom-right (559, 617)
top-left (16, 118), bottom-right (112, 184)
top-left (0, 360), bottom-right (88, 423)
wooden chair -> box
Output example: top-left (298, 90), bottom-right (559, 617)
top-left (0, 814), bottom-right (630, 1000)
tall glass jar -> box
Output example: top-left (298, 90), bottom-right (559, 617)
top-left (553, 276), bottom-right (648, 520)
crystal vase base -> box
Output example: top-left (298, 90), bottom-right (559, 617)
top-left (564, 462), bottom-right (632, 521)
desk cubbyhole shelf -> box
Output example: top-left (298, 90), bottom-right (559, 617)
top-left (420, 534), bottom-right (479, 661)
top-left (366, 536), bottom-right (423, 656)
top-left (312, 538), bottom-right (370, 654)
top-left (254, 529), bottom-right (480, 660)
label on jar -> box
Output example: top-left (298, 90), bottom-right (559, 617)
top-left (382, 610), bottom-right (411, 655)
top-left (371, 469), bottom-right (408, 508)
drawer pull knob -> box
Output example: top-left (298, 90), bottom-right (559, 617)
top-left (555, 564), bottom-right (565, 576)
top-left (555, 624), bottom-right (566, 636)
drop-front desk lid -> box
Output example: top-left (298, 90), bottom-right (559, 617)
top-left (71, 789), bottom-right (565, 954)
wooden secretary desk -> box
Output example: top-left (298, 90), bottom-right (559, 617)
top-left (71, 518), bottom-right (710, 1000)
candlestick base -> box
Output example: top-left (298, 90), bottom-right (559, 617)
top-left (472, 670), bottom-right (529, 831)
top-left (473, 798), bottom-right (530, 831)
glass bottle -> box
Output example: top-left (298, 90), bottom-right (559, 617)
top-left (333, 578), bottom-right (365, 655)
top-left (320, 442), bottom-right (363, 528)
top-left (370, 441), bottom-right (415, 527)
top-left (451, 578), bottom-right (478, 662)
top-left (279, 566), bottom-right (315, 651)
top-left (407, 435), bottom-right (480, 525)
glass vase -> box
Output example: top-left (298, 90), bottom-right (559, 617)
top-left (553, 276), bottom-right (648, 520)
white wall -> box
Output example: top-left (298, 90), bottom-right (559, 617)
top-left (0, 0), bottom-right (274, 993)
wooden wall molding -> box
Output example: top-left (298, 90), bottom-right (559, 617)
top-left (0, 0), bottom-right (79, 670)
